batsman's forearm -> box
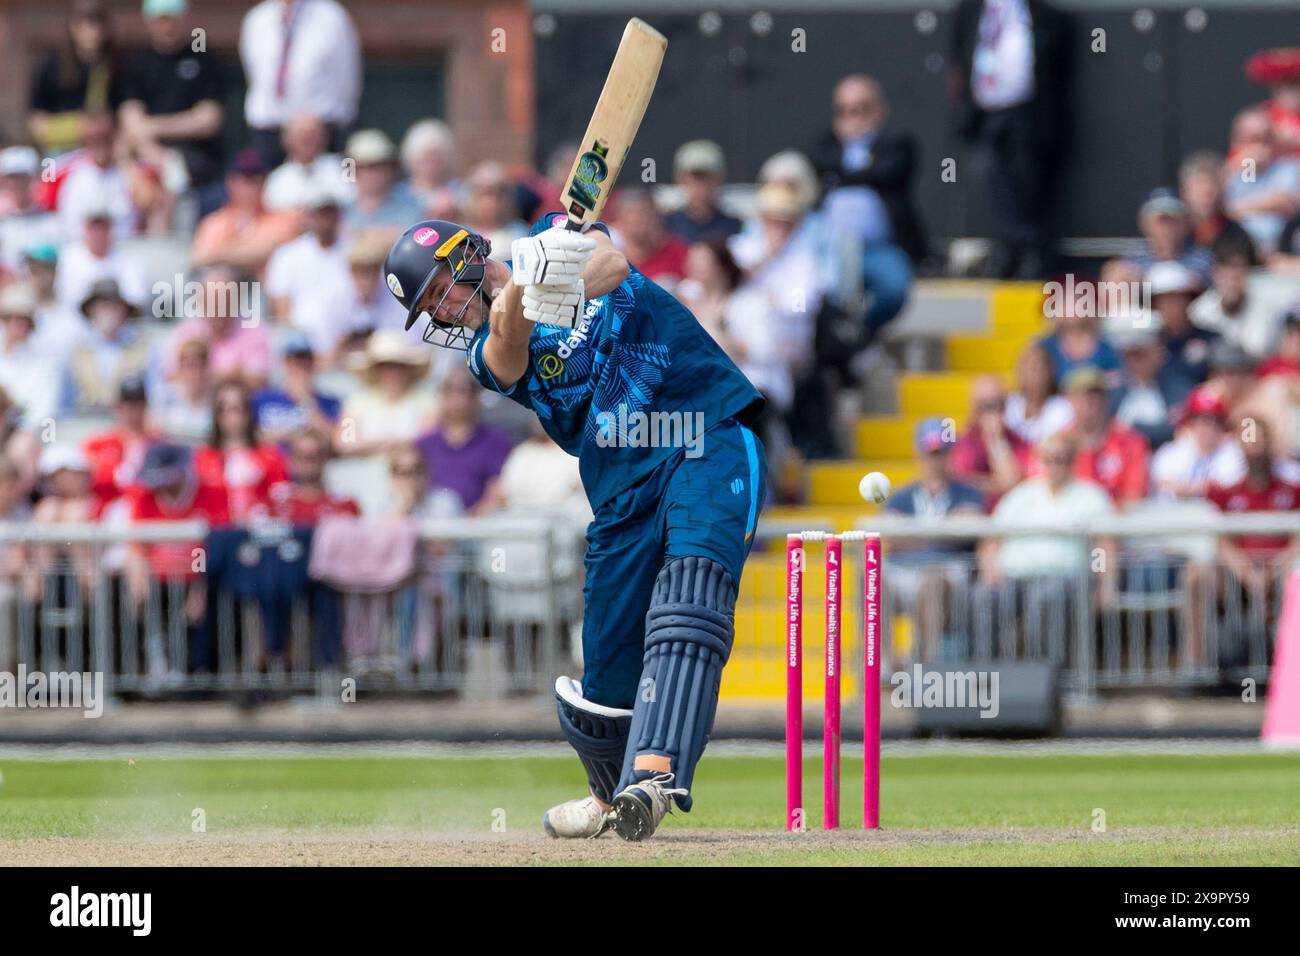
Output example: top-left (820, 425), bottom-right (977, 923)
top-left (581, 233), bottom-right (631, 297)
top-left (484, 280), bottom-right (531, 388)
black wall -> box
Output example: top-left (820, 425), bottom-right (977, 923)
top-left (534, 7), bottom-right (1298, 241)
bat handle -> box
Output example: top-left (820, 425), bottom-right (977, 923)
top-left (564, 217), bottom-right (587, 233)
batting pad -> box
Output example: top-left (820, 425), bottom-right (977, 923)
top-left (619, 556), bottom-right (737, 811)
top-left (555, 676), bottom-right (633, 805)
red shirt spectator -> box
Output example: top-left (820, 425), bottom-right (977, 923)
top-left (267, 481), bottom-right (359, 524)
top-left (194, 444), bottom-right (287, 522)
top-left (1257, 355), bottom-right (1300, 378)
top-left (1208, 474), bottom-right (1300, 557)
top-left (83, 376), bottom-right (157, 510)
top-left (1072, 422), bottom-right (1150, 506)
top-left (949, 375), bottom-right (1031, 504)
top-left (127, 443), bottom-right (231, 580)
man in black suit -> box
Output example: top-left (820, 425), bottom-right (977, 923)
top-left (948, 0), bottom-right (1071, 279)
top-left (809, 74), bottom-right (926, 345)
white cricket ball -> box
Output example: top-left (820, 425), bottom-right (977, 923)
top-left (859, 471), bottom-right (891, 504)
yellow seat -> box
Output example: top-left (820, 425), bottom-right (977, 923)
top-left (807, 461), bottom-right (917, 505)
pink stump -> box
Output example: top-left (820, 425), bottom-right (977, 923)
top-left (863, 533), bottom-right (882, 829)
top-left (785, 534), bottom-right (804, 830)
top-left (824, 535), bottom-right (842, 829)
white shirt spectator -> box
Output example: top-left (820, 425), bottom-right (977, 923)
top-left (240, 0), bottom-right (362, 130)
top-left (994, 476), bottom-right (1114, 578)
top-left (972, 0), bottom-right (1036, 111)
top-left (29, 299), bottom-right (87, 364)
top-left (1151, 435), bottom-right (1246, 497)
top-left (0, 340), bottom-right (63, 430)
top-left (341, 389), bottom-right (438, 445)
top-left (264, 153), bottom-right (348, 210)
top-left (58, 164), bottom-right (135, 241)
top-left (265, 233), bottom-right (359, 354)
top-left (1190, 272), bottom-right (1300, 359)
top-left (54, 242), bottom-right (150, 316)
top-left (1004, 392), bottom-right (1074, 444)
top-left (0, 211), bottom-right (61, 275)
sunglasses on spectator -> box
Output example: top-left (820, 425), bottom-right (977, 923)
top-left (1041, 453), bottom-right (1074, 465)
top-left (390, 465), bottom-right (424, 478)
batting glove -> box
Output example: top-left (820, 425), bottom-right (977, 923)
top-left (511, 230), bottom-right (596, 286)
top-left (521, 280), bottom-right (585, 327)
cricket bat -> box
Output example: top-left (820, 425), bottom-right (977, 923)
top-left (560, 18), bottom-right (667, 231)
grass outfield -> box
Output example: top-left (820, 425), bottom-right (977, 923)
top-left (1, 749), bottom-right (1298, 865)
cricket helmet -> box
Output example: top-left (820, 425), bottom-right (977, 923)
top-left (383, 219), bottom-right (492, 350)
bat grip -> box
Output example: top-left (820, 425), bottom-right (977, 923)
top-left (564, 217), bottom-right (587, 232)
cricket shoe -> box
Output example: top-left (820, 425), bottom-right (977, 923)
top-left (542, 795), bottom-right (614, 839)
top-left (609, 773), bottom-right (687, 843)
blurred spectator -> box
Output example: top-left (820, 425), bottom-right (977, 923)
top-left (400, 119), bottom-right (461, 214)
top-left (948, 0), bottom-right (1071, 278)
top-left (337, 331), bottom-right (437, 457)
top-left (1036, 278), bottom-right (1120, 382)
top-left (0, 148), bottom-right (61, 277)
top-left (664, 140), bottom-right (741, 245)
top-left (979, 431), bottom-right (1114, 579)
top-left (118, 0), bottom-right (226, 218)
top-left (1060, 365), bottom-right (1150, 508)
top-left (267, 428), bottom-right (359, 523)
top-left (190, 148), bottom-right (302, 275)
top-left (461, 160), bottom-right (527, 256)
top-left (1004, 342), bottom-right (1072, 444)
top-left (1207, 342), bottom-right (1260, 417)
top-left (1246, 47), bottom-right (1300, 155)
top-left (1179, 151), bottom-right (1252, 251)
top-left (342, 130), bottom-right (422, 236)
top-left (1257, 310), bottom-right (1300, 378)
top-left (264, 114), bottom-right (340, 211)
top-left (240, 0), bottom-right (361, 165)
top-left (950, 374), bottom-right (1030, 499)
top-left (1150, 387), bottom-right (1245, 500)
top-left (0, 387), bottom-right (41, 494)
top-left (615, 188), bottom-right (689, 288)
top-left (23, 244), bottom-right (86, 363)
top-left (64, 278), bottom-right (148, 412)
top-left (28, 445), bottom-right (98, 604)
top-left (679, 240), bottom-right (743, 344)
top-left (885, 417), bottom-right (987, 660)
top-left (1109, 312), bottom-right (1193, 450)
top-left (1190, 230), bottom-right (1291, 359)
top-left (415, 368), bottom-right (512, 514)
top-left (266, 186), bottom-right (355, 355)
top-left (83, 375), bottom-right (156, 509)
top-left (123, 442), bottom-right (230, 660)
top-left (1224, 107), bottom-right (1300, 255)
top-left (1148, 260), bottom-right (1216, 384)
top-left (28, 0), bottom-right (124, 155)
top-left (164, 265), bottom-right (271, 389)
top-left (0, 284), bottom-right (64, 430)
top-left (724, 183), bottom-right (817, 418)
top-left (55, 205), bottom-right (148, 313)
top-left (252, 333), bottom-right (341, 447)
top-left (195, 379), bottom-right (288, 523)
top-left (811, 74), bottom-right (923, 339)
top-left (747, 150), bottom-right (858, 309)
top-left (386, 442), bottom-right (462, 519)
top-left (1205, 417), bottom-right (1300, 634)
top-left (489, 419), bottom-right (587, 516)
top-left (152, 337), bottom-right (212, 441)
top-left (1124, 189), bottom-right (1212, 283)
top-left (344, 233), bottom-right (409, 333)
top-left (58, 111), bottom-right (135, 240)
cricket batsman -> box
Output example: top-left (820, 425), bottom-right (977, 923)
top-left (383, 214), bottom-right (765, 840)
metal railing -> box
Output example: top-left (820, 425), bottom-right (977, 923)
top-left (0, 516), bottom-right (583, 700)
top-left (732, 510), bottom-right (1300, 698)
top-left (2, 510), bottom-right (1294, 702)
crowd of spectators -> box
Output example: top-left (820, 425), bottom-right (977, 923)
top-left (6, 0), bottom-right (1300, 675)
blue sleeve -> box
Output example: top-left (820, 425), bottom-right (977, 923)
top-left (466, 326), bottom-right (533, 409)
top-left (527, 211), bottom-right (612, 238)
